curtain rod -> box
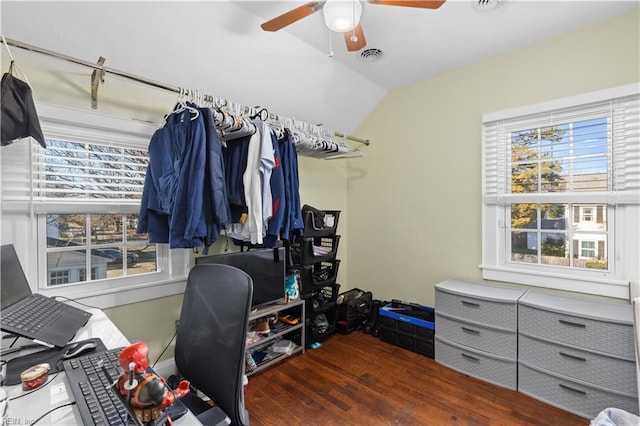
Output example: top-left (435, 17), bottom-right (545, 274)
top-left (2, 36), bottom-right (371, 147)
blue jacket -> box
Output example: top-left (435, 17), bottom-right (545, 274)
top-left (138, 109), bottom-right (207, 248)
top-left (199, 106), bottom-right (231, 251)
top-left (223, 133), bottom-right (251, 223)
top-left (279, 131), bottom-right (303, 241)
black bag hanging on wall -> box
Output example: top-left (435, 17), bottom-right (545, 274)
top-left (1, 61), bottom-right (46, 149)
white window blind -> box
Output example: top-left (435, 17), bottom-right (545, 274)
top-left (34, 137), bottom-right (147, 202)
top-left (484, 91), bottom-right (640, 206)
top-left (1, 103), bottom-right (154, 213)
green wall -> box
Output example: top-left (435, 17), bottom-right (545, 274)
top-left (348, 9), bottom-right (640, 307)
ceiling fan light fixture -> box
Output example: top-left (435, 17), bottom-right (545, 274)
top-left (323, 0), bottom-right (363, 33)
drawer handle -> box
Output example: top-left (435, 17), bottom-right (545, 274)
top-left (461, 353), bottom-right (480, 362)
top-left (559, 383), bottom-right (587, 396)
top-left (461, 300), bottom-right (480, 308)
top-left (558, 319), bottom-right (586, 328)
top-left (559, 352), bottom-right (586, 362)
top-left (461, 326), bottom-right (480, 334)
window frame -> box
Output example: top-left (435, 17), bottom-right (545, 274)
top-left (1, 103), bottom-right (190, 308)
top-left (481, 83), bottom-right (639, 300)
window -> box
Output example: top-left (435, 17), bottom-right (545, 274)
top-left (580, 241), bottom-right (596, 259)
top-left (1, 103), bottom-right (190, 307)
top-left (46, 213), bottom-right (154, 286)
top-left (38, 135), bottom-right (156, 287)
top-left (581, 207), bottom-right (594, 222)
top-left (49, 270), bottom-right (70, 286)
top-left (482, 84), bottom-right (639, 299)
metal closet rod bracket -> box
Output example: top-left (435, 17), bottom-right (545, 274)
top-left (91, 56), bottom-right (106, 109)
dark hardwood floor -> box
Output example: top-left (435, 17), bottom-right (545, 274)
top-left (244, 331), bottom-right (589, 425)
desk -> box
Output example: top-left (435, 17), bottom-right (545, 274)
top-left (1, 309), bottom-right (203, 425)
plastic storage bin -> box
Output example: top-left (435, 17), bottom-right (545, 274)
top-left (304, 284), bottom-right (339, 344)
top-left (289, 235), bottom-right (340, 266)
top-left (307, 308), bottom-right (337, 343)
top-left (302, 209), bottom-right (340, 237)
top-left (379, 303), bottom-right (435, 358)
top-left (306, 284), bottom-right (340, 315)
top-left (295, 259), bottom-right (340, 296)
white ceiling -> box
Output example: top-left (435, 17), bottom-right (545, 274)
top-left (239, 0), bottom-right (639, 90)
top-left (1, 1), bottom-right (638, 137)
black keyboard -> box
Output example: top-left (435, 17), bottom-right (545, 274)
top-left (3, 295), bottom-right (65, 333)
top-left (63, 347), bottom-right (130, 426)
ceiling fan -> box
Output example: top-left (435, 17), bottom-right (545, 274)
top-left (261, 0), bottom-right (447, 52)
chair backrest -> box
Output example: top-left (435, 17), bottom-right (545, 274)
top-left (175, 264), bottom-right (253, 426)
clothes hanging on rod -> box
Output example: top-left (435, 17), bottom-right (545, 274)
top-left (0, 36), bottom-right (372, 154)
top-left (138, 98), bottom-right (305, 251)
top-left (224, 119), bottom-right (303, 247)
top-left (138, 101), bottom-right (229, 250)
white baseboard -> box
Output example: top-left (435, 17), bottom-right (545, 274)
top-left (153, 357), bottom-right (177, 379)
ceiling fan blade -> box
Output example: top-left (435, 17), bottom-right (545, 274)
top-left (367, 0), bottom-right (446, 9)
top-left (261, 1), bottom-right (324, 32)
top-left (344, 23), bottom-right (367, 52)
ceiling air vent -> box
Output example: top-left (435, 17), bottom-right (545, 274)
top-left (472, 0), bottom-right (503, 11)
top-left (360, 48), bottom-right (383, 62)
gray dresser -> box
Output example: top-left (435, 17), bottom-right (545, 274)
top-left (518, 291), bottom-right (639, 419)
top-left (434, 279), bottom-right (525, 390)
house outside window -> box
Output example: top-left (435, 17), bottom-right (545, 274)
top-left (482, 84), bottom-right (639, 299)
top-left (0, 103), bottom-right (190, 307)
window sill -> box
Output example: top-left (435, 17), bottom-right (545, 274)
top-left (480, 265), bottom-right (629, 300)
top-left (39, 277), bottom-right (188, 310)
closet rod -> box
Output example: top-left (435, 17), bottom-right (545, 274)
top-left (2, 36), bottom-right (371, 147)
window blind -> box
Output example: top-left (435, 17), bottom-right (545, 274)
top-left (1, 104), bottom-right (154, 213)
top-left (483, 91), bottom-right (639, 206)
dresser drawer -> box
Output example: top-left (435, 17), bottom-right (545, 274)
top-left (518, 304), bottom-right (635, 359)
top-left (435, 290), bottom-right (519, 330)
top-left (436, 312), bottom-right (517, 358)
top-left (435, 335), bottom-right (517, 390)
top-left (518, 362), bottom-right (639, 419)
top-left (519, 334), bottom-right (638, 396)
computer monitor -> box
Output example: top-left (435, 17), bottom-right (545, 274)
top-left (195, 247), bottom-right (286, 310)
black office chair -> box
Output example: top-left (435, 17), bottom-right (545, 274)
top-left (175, 264), bottom-right (253, 426)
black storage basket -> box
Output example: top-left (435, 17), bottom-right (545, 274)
top-left (296, 259), bottom-right (340, 296)
top-left (305, 283), bottom-right (340, 316)
top-left (290, 235), bottom-right (340, 266)
top-left (307, 308), bottom-right (337, 343)
top-left (378, 303), bottom-right (435, 358)
top-left (302, 209), bottom-right (340, 237)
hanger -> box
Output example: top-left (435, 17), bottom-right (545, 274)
top-left (250, 106), bottom-right (269, 121)
top-left (223, 113), bottom-right (256, 142)
top-left (1, 35), bottom-right (32, 87)
top-left (267, 114), bottom-right (286, 141)
top-left (170, 88), bottom-right (199, 121)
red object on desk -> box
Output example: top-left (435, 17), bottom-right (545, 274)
top-left (117, 342), bottom-right (190, 424)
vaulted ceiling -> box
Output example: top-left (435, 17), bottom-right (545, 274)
top-left (1, 1), bottom-right (637, 136)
